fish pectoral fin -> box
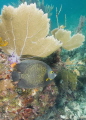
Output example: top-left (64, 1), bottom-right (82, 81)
top-left (17, 79), bottom-right (29, 88)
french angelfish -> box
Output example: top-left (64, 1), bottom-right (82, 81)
top-left (12, 59), bottom-right (57, 88)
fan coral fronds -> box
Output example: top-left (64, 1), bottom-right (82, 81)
top-left (52, 28), bottom-right (85, 50)
top-left (0, 3), bottom-right (62, 57)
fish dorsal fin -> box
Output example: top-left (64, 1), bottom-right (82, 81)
top-left (20, 55), bottom-right (41, 61)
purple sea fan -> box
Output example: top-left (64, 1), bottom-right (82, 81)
top-left (8, 52), bottom-right (20, 64)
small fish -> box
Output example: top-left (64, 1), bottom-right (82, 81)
top-left (0, 37), bottom-right (8, 47)
top-left (12, 60), bottom-right (57, 89)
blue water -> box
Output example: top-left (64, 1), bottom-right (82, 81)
top-left (0, 0), bottom-right (86, 31)
top-left (45, 0), bottom-right (86, 31)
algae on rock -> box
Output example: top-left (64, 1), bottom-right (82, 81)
top-left (58, 69), bottom-right (78, 91)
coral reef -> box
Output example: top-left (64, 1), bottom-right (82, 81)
top-left (58, 91), bottom-right (86, 120)
top-left (0, 72), bottom-right (58, 119)
top-left (0, 1), bottom-right (86, 120)
top-left (0, 45), bottom-right (58, 120)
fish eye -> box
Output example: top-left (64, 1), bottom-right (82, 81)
top-left (50, 71), bottom-right (54, 74)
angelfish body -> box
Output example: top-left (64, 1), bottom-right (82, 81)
top-left (12, 60), bottom-right (57, 88)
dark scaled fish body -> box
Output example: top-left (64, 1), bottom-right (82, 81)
top-left (12, 60), bottom-right (57, 88)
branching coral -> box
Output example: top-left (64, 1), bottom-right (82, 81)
top-left (0, 3), bottom-right (62, 57)
top-left (76, 15), bottom-right (86, 33)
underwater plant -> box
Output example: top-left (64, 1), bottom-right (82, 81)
top-left (0, 3), bottom-right (59, 119)
top-left (58, 69), bottom-right (78, 91)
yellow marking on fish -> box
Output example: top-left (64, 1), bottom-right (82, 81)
top-left (0, 37), bottom-right (8, 47)
top-left (50, 71), bottom-right (54, 74)
top-left (46, 78), bottom-right (52, 81)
